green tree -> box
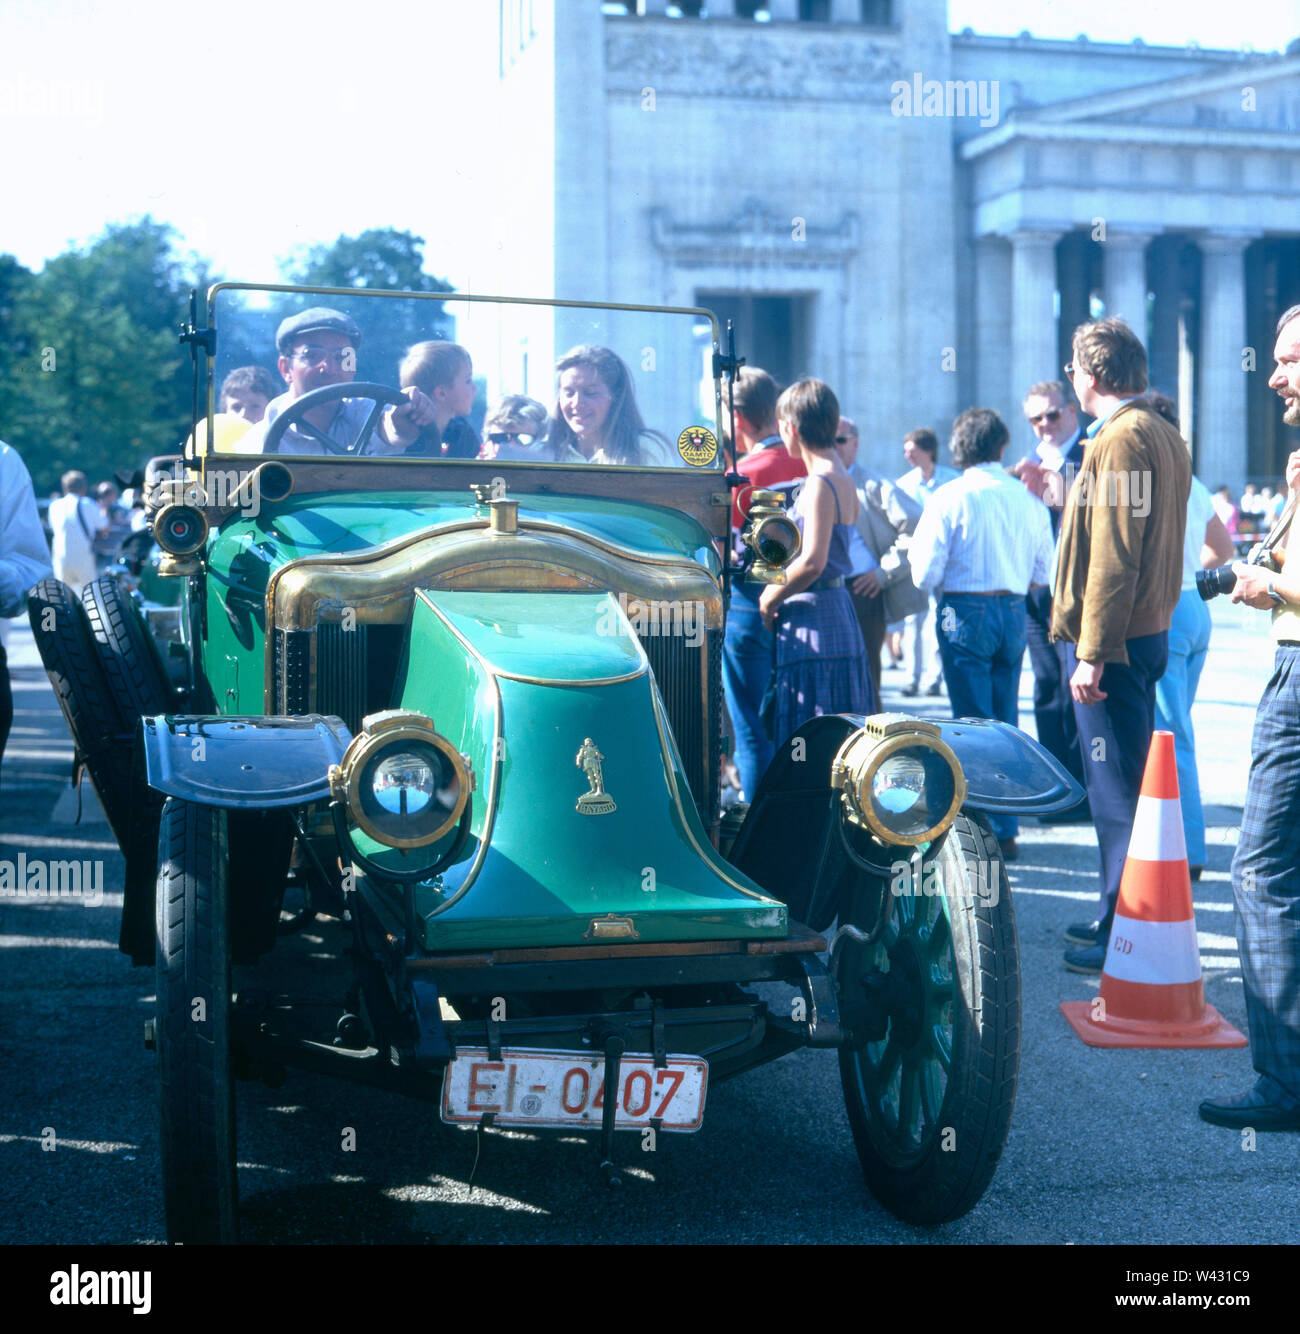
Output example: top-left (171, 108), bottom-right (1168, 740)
top-left (0, 256), bottom-right (38, 457)
top-left (278, 229), bottom-right (455, 389)
top-left (0, 219), bottom-right (210, 495)
top-left (282, 228), bottom-right (452, 295)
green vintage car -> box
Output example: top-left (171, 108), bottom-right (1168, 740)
top-left (30, 283), bottom-right (1082, 1242)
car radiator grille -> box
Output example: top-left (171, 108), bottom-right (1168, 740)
top-left (277, 623), bottom-right (722, 833)
top-left (638, 628), bottom-right (722, 832)
top-left (315, 622), bottom-right (367, 733)
top-left (274, 629), bottom-right (312, 714)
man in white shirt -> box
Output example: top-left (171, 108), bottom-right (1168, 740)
top-left (896, 428), bottom-right (959, 697)
top-left (48, 470), bottom-right (106, 596)
top-left (909, 408), bottom-right (1054, 859)
top-left (0, 441), bottom-right (54, 774)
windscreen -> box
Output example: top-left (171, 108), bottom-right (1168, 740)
top-left (205, 285), bottom-right (723, 470)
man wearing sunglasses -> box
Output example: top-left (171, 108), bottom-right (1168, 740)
top-left (240, 307), bottom-right (435, 456)
top-left (1011, 381), bottom-right (1090, 815)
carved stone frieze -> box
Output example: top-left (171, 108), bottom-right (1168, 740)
top-left (650, 199), bottom-right (861, 268)
top-left (605, 27), bottom-right (904, 101)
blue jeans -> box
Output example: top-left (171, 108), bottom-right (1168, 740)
top-left (1154, 588), bottom-right (1212, 866)
top-left (936, 592), bottom-right (1027, 842)
top-left (722, 584), bottom-right (775, 801)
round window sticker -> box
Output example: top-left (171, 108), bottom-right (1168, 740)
top-left (677, 425), bottom-right (718, 467)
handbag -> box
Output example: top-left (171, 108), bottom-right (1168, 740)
top-left (878, 548), bottom-right (928, 622)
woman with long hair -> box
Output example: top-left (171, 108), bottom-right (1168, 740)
top-left (547, 345), bottom-right (672, 465)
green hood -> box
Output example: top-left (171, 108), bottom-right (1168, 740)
top-left (377, 589), bottom-right (784, 951)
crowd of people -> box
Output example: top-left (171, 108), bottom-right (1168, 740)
top-left (3, 301), bottom-right (1300, 1135)
top-left (45, 470), bottom-right (143, 596)
top-left (1212, 479), bottom-right (1288, 541)
top-left (721, 325), bottom-right (1243, 946)
top-left (214, 307), bottom-right (674, 468)
top-left (724, 308), bottom-right (1300, 1134)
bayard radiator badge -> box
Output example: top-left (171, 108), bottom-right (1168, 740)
top-left (574, 737), bottom-right (617, 815)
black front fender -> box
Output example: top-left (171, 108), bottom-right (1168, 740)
top-left (927, 716), bottom-right (1084, 816)
top-left (727, 713), bottom-right (1085, 931)
top-left (142, 714), bottom-right (352, 808)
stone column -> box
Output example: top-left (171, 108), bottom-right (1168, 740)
top-left (831, 0), bottom-right (860, 20)
top-left (767, 0), bottom-right (799, 19)
top-left (974, 236), bottom-right (1014, 445)
top-left (709, 0), bottom-right (737, 14)
top-left (1148, 235), bottom-right (1183, 400)
top-left (1010, 230), bottom-right (1062, 429)
top-left (638, 0), bottom-right (669, 15)
top-left (1197, 233), bottom-right (1254, 490)
top-left (1102, 231), bottom-right (1153, 338)
top-left (1057, 233), bottom-right (1092, 379)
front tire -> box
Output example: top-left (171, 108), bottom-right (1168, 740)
top-left (835, 812), bottom-right (1020, 1224)
top-left (156, 798), bottom-right (238, 1244)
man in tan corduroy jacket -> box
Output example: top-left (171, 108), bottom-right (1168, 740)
top-left (1050, 317), bottom-right (1190, 972)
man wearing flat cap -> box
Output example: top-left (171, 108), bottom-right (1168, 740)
top-left (238, 307), bottom-right (435, 455)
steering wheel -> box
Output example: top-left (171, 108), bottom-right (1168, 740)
top-left (261, 382), bottom-right (410, 456)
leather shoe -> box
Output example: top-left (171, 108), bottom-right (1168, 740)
top-left (1198, 1087), bottom-right (1300, 1131)
top-left (1063, 942), bottom-right (1107, 973)
top-left (998, 838), bottom-right (1018, 862)
top-left (1190, 865), bottom-right (1203, 882)
top-left (924, 681), bottom-right (943, 697)
top-left (901, 683), bottom-right (920, 697)
top-left (1064, 919), bottom-right (1100, 946)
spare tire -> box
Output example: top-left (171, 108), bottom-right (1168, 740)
top-left (27, 578), bottom-right (134, 848)
top-left (82, 575), bottom-right (173, 719)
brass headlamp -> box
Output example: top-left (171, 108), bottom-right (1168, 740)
top-left (741, 489), bottom-right (801, 583)
top-left (831, 714), bottom-right (966, 847)
top-left (328, 709), bottom-right (473, 849)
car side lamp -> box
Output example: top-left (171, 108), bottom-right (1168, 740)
top-left (741, 489), bottom-right (802, 583)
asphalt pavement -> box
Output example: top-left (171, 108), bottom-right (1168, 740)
top-left (2, 599), bottom-right (1297, 1247)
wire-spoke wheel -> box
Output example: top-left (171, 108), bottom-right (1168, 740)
top-left (835, 812), bottom-right (1020, 1224)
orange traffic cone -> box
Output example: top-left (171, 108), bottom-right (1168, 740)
top-left (1060, 730), bottom-right (1247, 1049)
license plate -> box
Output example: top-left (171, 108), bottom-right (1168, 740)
top-left (440, 1047), bottom-right (707, 1132)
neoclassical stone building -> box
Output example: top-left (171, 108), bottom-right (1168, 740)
top-left (489, 0), bottom-right (1300, 487)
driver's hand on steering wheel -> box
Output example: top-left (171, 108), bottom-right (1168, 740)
top-left (382, 387), bottom-right (436, 447)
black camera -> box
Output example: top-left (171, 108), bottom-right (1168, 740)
top-left (1195, 565), bottom-right (1236, 601)
top-left (1197, 547), bottom-right (1280, 602)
